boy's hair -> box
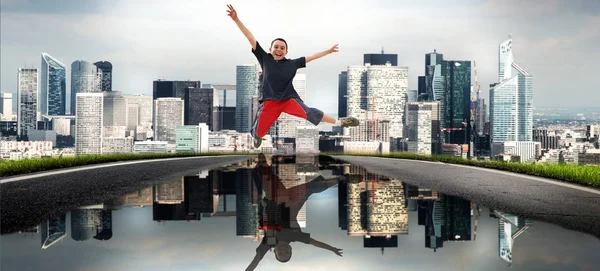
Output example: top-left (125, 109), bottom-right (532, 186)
top-left (270, 38), bottom-right (288, 50)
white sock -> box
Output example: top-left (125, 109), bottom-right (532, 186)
top-left (335, 119), bottom-right (341, 126)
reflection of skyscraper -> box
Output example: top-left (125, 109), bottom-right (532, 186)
top-left (416, 192), bottom-right (471, 251)
top-left (41, 214), bottom-right (67, 249)
top-left (442, 195), bottom-right (472, 242)
top-left (71, 206), bottom-right (112, 242)
top-left (495, 211), bottom-right (532, 265)
top-left (347, 176), bottom-right (407, 237)
top-left (236, 168), bottom-right (258, 237)
top-left (122, 187), bottom-right (153, 207)
top-left (153, 177), bottom-right (207, 221)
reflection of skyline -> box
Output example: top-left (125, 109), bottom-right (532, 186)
top-left (22, 156), bottom-right (534, 266)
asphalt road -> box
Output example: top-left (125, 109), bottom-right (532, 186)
top-left (334, 155), bottom-right (600, 239)
top-left (0, 155), bottom-right (254, 234)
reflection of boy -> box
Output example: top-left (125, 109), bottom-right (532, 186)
top-left (245, 155), bottom-right (343, 270)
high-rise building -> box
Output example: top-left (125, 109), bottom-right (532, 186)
top-left (348, 119), bottom-right (390, 142)
top-left (184, 87), bottom-right (213, 129)
top-left (490, 36), bottom-right (533, 143)
top-left (17, 68), bottom-right (38, 138)
top-left (236, 64), bottom-right (259, 133)
top-left (347, 63), bottom-right (408, 139)
top-left (418, 50), bottom-right (444, 102)
top-left (406, 102), bottom-right (440, 155)
top-left (338, 71), bottom-right (348, 118)
top-left (364, 51), bottom-right (398, 66)
top-left (40, 53), bottom-right (66, 116)
top-left (103, 91), bottom-right (127, 127)
top-left (93, 61), bottom-right (113, 92)
top-left (154, 98), bottom-right (184, 144)
top-left (1, 92), bottom-right (13, 121)
top-left (441, 60), bottom-right (472, 145)
top-left (152, 80), bottom-right (202, 100)
top-left (76, 93), bottom-right (103, 155)
top-left (71, 60), bottom-right (101, 115)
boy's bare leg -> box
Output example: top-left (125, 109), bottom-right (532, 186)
top-left (321, 114), bottom-right (336, 124)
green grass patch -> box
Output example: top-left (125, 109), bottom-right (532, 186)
top-left (0, 152), bottom-right (250, 177)
top-left (326, 152), bottom-right (600, 189)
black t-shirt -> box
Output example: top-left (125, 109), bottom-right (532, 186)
top-left (252, 41), bottom-right (306, 102)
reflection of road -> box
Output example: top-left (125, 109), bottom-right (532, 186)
top-left (245, 154), bottom-right (344, 271)
top-left (336, 155), bottom-right (600, 238)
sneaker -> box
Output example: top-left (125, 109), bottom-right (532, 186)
top-left (254, 137), bottom-right (263, 148)
top-left (339, 117), bottom-right (359, 127)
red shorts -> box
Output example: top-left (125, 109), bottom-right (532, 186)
top-left (251, 98), bottom-right (324, 138)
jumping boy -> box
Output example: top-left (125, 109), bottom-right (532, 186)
top-left (227, 4), bottom-right (360, 148)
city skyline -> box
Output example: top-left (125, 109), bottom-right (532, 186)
top-left (2, 0), bottom-right (599, 117)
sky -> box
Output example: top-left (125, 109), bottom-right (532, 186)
top-left (1, 0), bottom-right (599, 116)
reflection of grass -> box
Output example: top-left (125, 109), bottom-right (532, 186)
top-left (0, 152), bottom-right (248, 177)
top-left (327, 152), bottom-right (600, 188)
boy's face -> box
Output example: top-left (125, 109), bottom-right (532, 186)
top-left (270, 40), bottom-right (288, 61)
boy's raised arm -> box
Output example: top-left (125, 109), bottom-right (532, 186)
top-left (306, 44), bottom-right (339, 64)
top-left (227, 4), bottom-right (257, 50)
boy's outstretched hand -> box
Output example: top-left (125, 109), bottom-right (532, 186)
top-left (227, 4), bottom-right (238, 21)
top-left (328, 44), bottom-right (339, 54)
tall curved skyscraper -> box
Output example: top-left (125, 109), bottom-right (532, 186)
top-left (490, 36), bottom-right (533, 143)
top-left (94, 61), bottom-right (112, 92)
top-left (71, 60), bottom-right (101, 115)
top-left (41, 53), bottom-right (66, 116)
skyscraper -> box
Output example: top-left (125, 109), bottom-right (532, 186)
top-left (154, 98), bottom-right (184, 143)
top-left (406, 102), bottom-right (440, 155)
top-left (441, 60), bottom-right (472, 145)
top-left (235, 64), bottom-right (259, 133)
top-left (94, 61), bottom-right (113, 92)
top-left (184, 87), bottom-right (213, 129)
top-left (364, 51), bottom-right (398, 66)
top-left (338, 71), bottom-right (348, 118)
top-left (41, 53), bottom-right (66, 115)
top-left (17, 68), bottom-right (38, 138)
top-left (490, 36), bottom-right (533, 143)
top-left (418, 50), bottom-right (444, 102)
top-left (71, 60), bottom-right (101, 115)
top-left (76, 93), bottom-right (103, 155)
top-left (152, 80), bottom-right (202, 100)
top-left (347, 63), bottom-right (408, 139)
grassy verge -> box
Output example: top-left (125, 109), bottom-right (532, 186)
top-left (0, 152), bottom-right (250, 177)
top-left (327, 152), bottom-right (600, 188)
